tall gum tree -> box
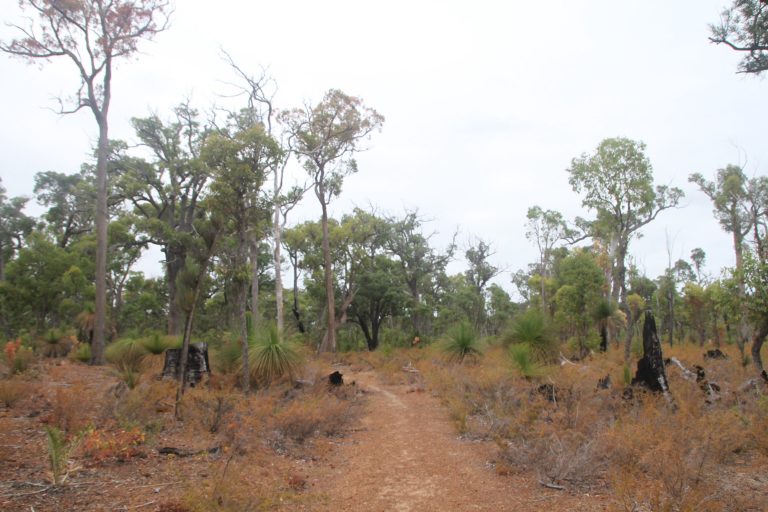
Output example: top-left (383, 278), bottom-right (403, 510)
top-left (567, 138), bottom-right (684, 312)
top-left (280, 89), bottom-right (383, 353)
top-left (711, 0), bottom-right (768, 74)
top-left (1, 0), bottom-right (171, 364)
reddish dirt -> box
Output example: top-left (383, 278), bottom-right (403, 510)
top-left (303, 369), bottom-right (610, 511)
top-left (1, 360), bottom-right (612, 511)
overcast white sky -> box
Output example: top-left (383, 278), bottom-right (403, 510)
top-left (2, 0), bottom-right (767, 294)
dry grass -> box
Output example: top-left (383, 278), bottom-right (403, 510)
top-left (417, 341), bottom-right (768, 511)
top-left (0, 377), bottom-right (33, 407)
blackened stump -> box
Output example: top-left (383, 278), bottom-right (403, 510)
top-left (632, 312), bottom-right (670, 393)
top-left (329, 371), bottom-right (343, 386)
top-left (162, 342), bottom-right (210, 386)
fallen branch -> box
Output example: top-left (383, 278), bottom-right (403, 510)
top-left (538, 480), bottom-right (565, 491)
top-left (123, 501), bottom-right (156, 510)
top-left (158, 446), bottom-right (221, 457)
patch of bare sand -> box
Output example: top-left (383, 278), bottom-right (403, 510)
top-left (304, 370), bottom-right (609, 511)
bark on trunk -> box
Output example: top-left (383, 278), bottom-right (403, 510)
top-left (92, 120), bottom-right (109, 365)
top-left (319, 199), bottom-right (337, 353)
top-left (237, 225), bottom-right (250, 394)
top-left (273, 173), bottom-right (284, 334)
top-left (250, 238), bottom-right (260, 326)
top-left (751, 321), bottom-right (768, 383)
top-left (165, 244), bottom-right (185, 336)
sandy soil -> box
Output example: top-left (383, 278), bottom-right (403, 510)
top-left (304, 369), bottom-right (609, 511)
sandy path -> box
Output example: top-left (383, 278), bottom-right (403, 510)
top-left (306, 370), bottom-right (519, 511)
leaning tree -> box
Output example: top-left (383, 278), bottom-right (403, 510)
top-left (1, 0), bottom-right (171, 364)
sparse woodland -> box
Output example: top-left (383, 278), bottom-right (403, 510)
top-left (1, 1), bottom-right (767, 511)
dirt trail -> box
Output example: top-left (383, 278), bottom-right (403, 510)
top-left (306, 369), bottom-right (600, 512)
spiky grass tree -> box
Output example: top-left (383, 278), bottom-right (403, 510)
top-left (506, 309), bottom-right (559, 364)
top-left (442, 322), bottom-right (482, 364)
top-left (248, 325), bottom-right (302, 386)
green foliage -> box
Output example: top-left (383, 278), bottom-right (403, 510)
top-left (248, 325), bottom-right (302, 386)
top-left (623, 365), bottom-right (632, 386)
top-left (441, 322), bottom-right (482, 364)
top-left (710, 1), bottom-right (768, 75)
top-left (214, 338), bottom-right (242, 375)
top-left (71, 343), bottom-right (91, 363)
top-left (45, 425), bottom-right (83, 486)
top-left (508, 343), bottom-right (544, 379)
top-left (105, 338), bottom-right (147, 373)
top-left (139, 333), bottom-right (170, 355)
top-left (505, 309), bottom-right (558, 363)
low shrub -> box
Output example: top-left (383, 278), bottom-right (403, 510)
top-left (441, 322), bottom-right (482, 363)
top-left (105, 338), bottom-right (147, 373)
top-left (0, 378), bottom-right (31, 407)
top-left (249, 325), bottom-right (302, 386)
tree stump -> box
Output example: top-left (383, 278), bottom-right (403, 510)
top-left (328, 371), bottom-right (343, 386)
top-left (162, 343), bottom-right (211, 386)
top-left (632, 312), bottom-right (670, 393)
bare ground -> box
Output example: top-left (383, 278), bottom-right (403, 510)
top-left (303, 368), bottom-right (610, 511)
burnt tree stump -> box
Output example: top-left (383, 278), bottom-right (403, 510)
top-left (162, 342), bottom-right (211, 386)
top-left (328, 371), bottom-right (344, 386)
top-left (632, 312), bottom-right (670, 393)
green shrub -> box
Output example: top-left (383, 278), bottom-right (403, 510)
top-left (505, 309), bottom-right (559, 363)
top-left (71, 343), bottom-right (92, 363)
top-left (248, 325), bottom-right (302, 386)
top-left (215, 338), bottom-right (242, 375)
top-left (45, 425), bottom-right (83, 486)
top-left (140, 333), bottom-right (170, 355)
top-left (509, 343), bottom-right (544, 379)
top-left (105, 338), bottom-right (147, 373)
top-left (441, 322), bottom-right (482, 364)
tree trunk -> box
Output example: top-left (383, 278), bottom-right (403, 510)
top-left (319, 199), bottom-right (337, 353)
top-left (250, 238), bottom-right (260, 326)
top-left (273, 174), bottom-right (284, 335)
top-left (237, 224), bottom-right (250, 394)
top-left (165, 243), bottom-right (185, 336)
top-left (751, 321), bottom-right (768, 382)
top-left (92, 120), bottom-right (109, 366)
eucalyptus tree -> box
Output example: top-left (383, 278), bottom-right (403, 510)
top-left (34, 170), bottom-right (94, 249)
top-left (464, 239), bottom-right (501, 333)
top-left (113, 104), bottom-right (209, 335)
top-left (710, 0), bottom-right (768, 74)
top-left (690, 165), bottom-right (752, 347)
top-left (203, 115), bottom-right (281, 393)
top-left (385, 210), bottom-right (455, 337)
top-left (280, 90), bottom-right (384, 352)
top-left (1, 0), bottom-right (172, 365)
top-left (0, 179), bottom-right (35, 282)
top-left (568, 138), bottom-right (683, 310)
top-left (525, 206), bottom-right (570, 313)
top-left (553, 249), bottom-right (606, 357)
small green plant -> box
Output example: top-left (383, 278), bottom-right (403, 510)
top-left (45, 425), bottom-right (83, 486)
top-left (505, 309), bottom-right (558, 363)
top-left (71, 343), bottom-right (92, 363)
top-left (623, 365), bottom-right (632, 386)
top-left (509, 343), bottom-right (544, 379)
top-left (441, 322), bottom-right (482, 364)
top-left (117, 367), bottom-right (141, 389)
top-left (106, 338), bottom-right (147, 372)
top-left (215, 338), bottom-right (242, 375)
top-left (140, 333), bottom-right (168, 355)
top-left (249, 325), bottom-right (302, 386)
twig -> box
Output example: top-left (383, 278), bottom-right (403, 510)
top-left (538, 480), bottom-right (565, 490)
top-left (124, 500), bottom-right (156, 510)
top-left (2, 485), bottom-right (53, 498)
top-left (130, 481), bottom-right (182, 490)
